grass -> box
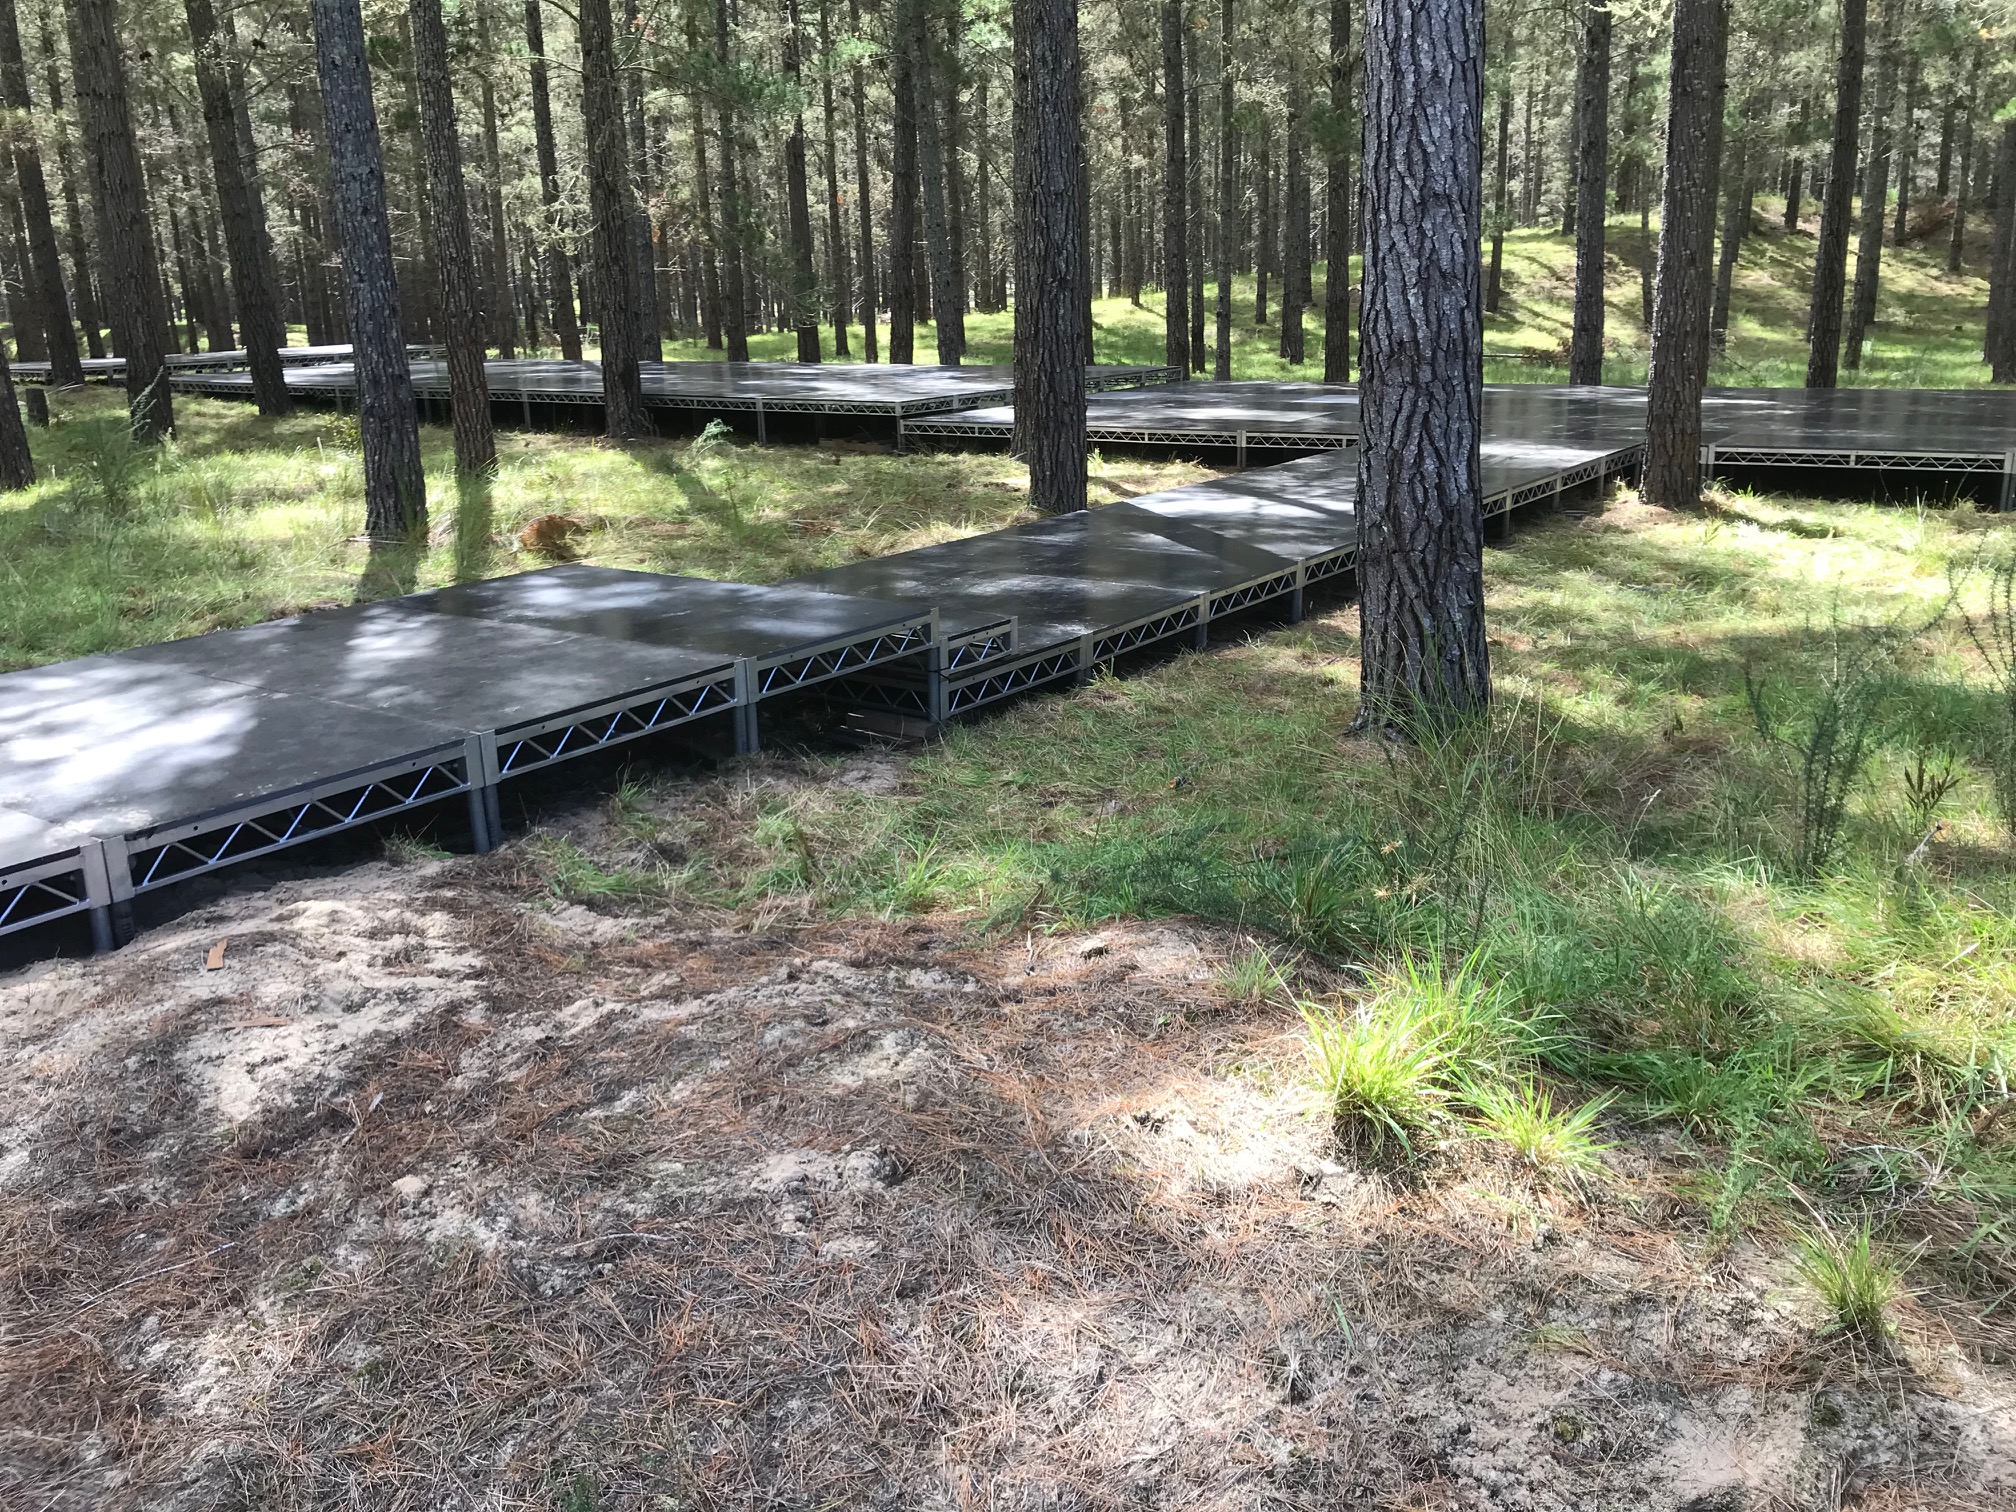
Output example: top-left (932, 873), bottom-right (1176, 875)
top-left (0, 389), bottom-right (1215, 670)
top-left (1795, 1224), bottom-right (1910, 1336)
top-left (638, 199), bottom-right (2007, 389)
top-left (1465, 1080), bottom-right (1614, 1182)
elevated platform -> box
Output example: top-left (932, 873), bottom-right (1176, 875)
top-left (903, 380), bottom-right (1361, 460)
top-left (14, 344), bottom-right (401, 384)
top-left (171, 358), bottom-right (1182, 436)
top-left (0, 568), bottom-right (930, 947)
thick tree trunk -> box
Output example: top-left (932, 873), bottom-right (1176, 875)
top-left (1355, 0), bottom-right (1487, 731)
top-left (1783, 97), bottom-right (1806, 231)
top-left (914, 16), bottom-right (963, 362)
top-left (1566, 0), bottom-right (1609, 385)
top-left (944, 2), bottom-right (970, 320)
top-left (1988, 119), bottom-right (2016, 383)
top-left (0, 340), bottom-right (31, 488)
top-left (1844, 25), bottom-right (1896, 371)
top-left (0, 0), bottom-right (75, 382)
top-left (974, 71), bottom-right (995, 313)
top-left (1160, 0), bottom-right (1188, 376)
top-left (888, 0), bottom-right (918, 364)
top-left (1643, 0), bottom-right (1727, 509)
top-left (71, 0), bottom-right (171, 438)
top-left (410, 0), bottom-right (495, 472)
top-left (525, 0), bottom-right (581, 359)
top-left (818, 0), bottom-right (850, 355)
top-left (1805, 0), bottom-right (1866, 388)
top-left (310, 0), bottom-right (424, 537)
top-left (1321, 0), bottom-right (1352, 383)
top-left (184, 0), bottom-right (288, 410)
top-left (34, 0), bottom-right (100, 359)
top-left (1013, 0), bottom-right (1087, 513)
top-left (394, 14), bottom-right (437, 343)
top-left (782, 0), bottom-right (822, 361)
top-left (579, 0), bottom-right (644, 435)
top-left (849, 0), bottom-right (877, 358)
top-left (1211, 0), bottom-right (1234, 380)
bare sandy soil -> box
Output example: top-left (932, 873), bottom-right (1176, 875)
top-left (3, 766), bottom-right (2014, 1511)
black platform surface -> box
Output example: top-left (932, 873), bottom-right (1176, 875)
top-left (904, 380), bottom-right (1361, 449)
top-left (171, 358), bottom-right (1182, 415)
top-left (407, 565), bottom-right (930, 662)
top-left (16, 344), bottom-right (398, 383)
top-left (119, 598), bottom-right (735, 734)
top-left (0, 805), bottom-right (65, 871)
top-left (0, 653), bottom-right (467, 846)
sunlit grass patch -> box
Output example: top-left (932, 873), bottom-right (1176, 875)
top-left (1795, 1224), bottom-right (1911, 1336)
top-left (1465, 1080), bottom-right (1614, 1182)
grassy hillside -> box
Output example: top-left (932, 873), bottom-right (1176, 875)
top-left (651, 200), bottom-right (2004, 388)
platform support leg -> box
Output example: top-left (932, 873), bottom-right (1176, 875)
top-left (2002, 453), bottom-right (2015, 514)
top-left (1289, 569), bottom-right (1305, 624)
top-left (466, 787), bottom-right (495, 853)
top-left (1193, 596), bottom-right (1210, 649)
top-left (84, 838), bottom-right (135, 951)
top-left (895, 418), bottom-right (907, 455)
top-left (1236, 430), bottom-right (1248, 470)
top-left (733, 660), bottom-right (761, 753)
top-left (755, 398), bottom-right (767, 445)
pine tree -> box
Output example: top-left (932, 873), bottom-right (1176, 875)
top-left (1805, 0), bottom-right (1867, 388)
top-left (1567, 0), bottom-right (1610, 385)
top-left (579, 0), bottom-right (645, 435)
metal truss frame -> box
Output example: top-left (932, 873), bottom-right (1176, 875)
top-left (752, 619), bottom-right (935, 696)
top-left (0, 847), bottom-right (96, 939)
top-left (492, 669), bottom-right (741, 778)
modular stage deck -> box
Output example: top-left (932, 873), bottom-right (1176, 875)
top-left (789, 420), bottom-right (1645, 722)
top-left (0, 568), bottom-right (934, 948)
top-left (170, 358), bottom-right (1183, 437)
top-left (904, 381), bottom-right (2016, 503)
top-left (13, 345), bottom-right (399, 384)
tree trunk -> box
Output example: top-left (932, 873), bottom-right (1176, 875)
top-left (394, 13), bottom-right (437, 343)
top-left (1279, 89), bottom-right (1309, 365)
top-left (1892, 50), bottom-right (1918, 246)
top-left (1783, 97), bottom-right (1806, 232)
top-left (1485, 66), bottom-right (1510, 313)
top-left (888, 0), bottom-right (918, 364)
top-left (71, 0), bottom-right (171, 438)
top-left (782, 0), bottom-right (822, 361)
top-left (410, 0), bottom-right (495, 472)
top-left (1187, 33), bottom-right (1205, 369)
top-left (1804, 0), bottom-right (1866, 388)
top-left (1988, 118), bottom-right (2016, 383)
top-left (579, 0), bottom-right (644, 434)
top-left (0, 340), bottom-right (32, 488)
top-left (1948, 51), bottom-right (1977, 276)
top-left (975, 70), bottom-right (995, 313)
top-left (1643, 0), bottom-right (1726, 509)
top-left (310, 0), bottom-right (424, 537)
top-left (818, 0), bottom-right (851, 355)
top-left (35, 0), bottom-right (100, 359)
top-left (1160, 0), bottom-right (1188, 375)
top-left (525, 0), bottom-right (581, 359)
top-left (1355, 0), bottom-right (1487, 731)
top-left (713, 0), bottom-right (749, 360)
top-left (944, 1), bottom-right (970, 320)
top-left (477, 46), bottom-right (518, 358)
top-left (1710, 121), bottom-right (1747, 350)
top-left (621, 0), bottom-right (660, 361)
top-left (1211, 0), bottom-right (1234, 379)
top-left (1255, 124), bottom-right (1272, 325)
top-left (849, 0), bottom-right (877, 358)
top-left (1321, 0), bottom-right (1352, 383)
top-left (0, 0), bottom-right (75, 382)
top-left (1567, 0), bottom-right (1609, 385)
top-left (1013, 0), bottom-right (1087, 513)
top-left (183, 0), bottom-right (287, 408)
top-left (915, 14), bottom-right (964, 362)
top-left (1844, 22), bottom-right (1896, 371)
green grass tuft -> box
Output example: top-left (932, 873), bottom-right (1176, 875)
top-left (1794, 1225), bottom-right (1909, 1336)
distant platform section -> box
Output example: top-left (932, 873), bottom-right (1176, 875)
top-left (14, 344), bottom-right (427, 384)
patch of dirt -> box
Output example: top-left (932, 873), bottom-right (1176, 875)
top-left (3, 827), bottom-right (2013, 1510)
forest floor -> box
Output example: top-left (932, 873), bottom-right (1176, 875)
top-left (6, 471), bottom-right (2016, 1508)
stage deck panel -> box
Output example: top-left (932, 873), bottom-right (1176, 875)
top-left (0, 655), bottom-right (467, 845)
top-left (405, 565), bottom-right (929, 667)
top-left (791, 502), bottom-right (1292, 659)
top-left (0, 805), bottom-right (65, 872)
top-left (1698, 387), bottom-right (2016, 460)
top-left (118, 600), bottom-right (735, 735)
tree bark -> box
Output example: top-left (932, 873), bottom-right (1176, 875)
top-left (1013, 0), bottom-right (1087, 513)
top-left (621, 0), bottom-right (660, 361)
top-left (1643, 0), bottom-right (1726, 509)
top-left (477, 41), bottom-right (518, 358)
top-left (1279, 73), bottom-right (1307, 364)
top-left (1210, 0), bottom-right (1234, 379)
top-left (888, 0), bottom-right (918, 364)
top-left (1783, 95), bottom-right (1806, 231)
top-left (1892, 50), bottom-right (1918, 246)
top-left (1988, 118), bottom-right (2016, 383)
top-left (71, 0), bottom-right (171, 438)
top-left (1160, 0), bottom-right (1188, 376)
top-left (782, 0), bottom-right (822, 361)
top-left (1187, 32), bottom-right (1205, 369)
top-left (311, 0), bottom-right (425, 537)
top-left (524, 0), bottom-right (582, 359)
top-left (0, 339), bottom-right (31, 488)
top-left (1485, 61), bottom-right (1510, 314)
top-left (1805, 0), bottom-right (1866, 388)
top-left (1321, 0), bottom-right (1352, 382)
top-left (1948, 51), bottom-right (1977, 276)
top-left (1356, 0), bottom-right (1487, 731)
top-left (849, 0), bottom-right (877, 358)
top-left (1567, 0), bottom-right (1609, 385)
top-left (410, 0), bottom-right (495, 472)
top-left (34, 0), bottom-right (99, 358)
top-left (579, 0), bottom-right (644, 436)
top-left (0, 0), bottom-right (75, 382)
top-left (818, 0), bottom-right (850, 355)
top-left (1710, 120), bottom-right (1747, 350)
top-left (914, 11), bottom-right (964, 362)
top-left (1254, 125), bottom-right (1272, 325)
top-left (1843, 21), bottom-right (1896, 371)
